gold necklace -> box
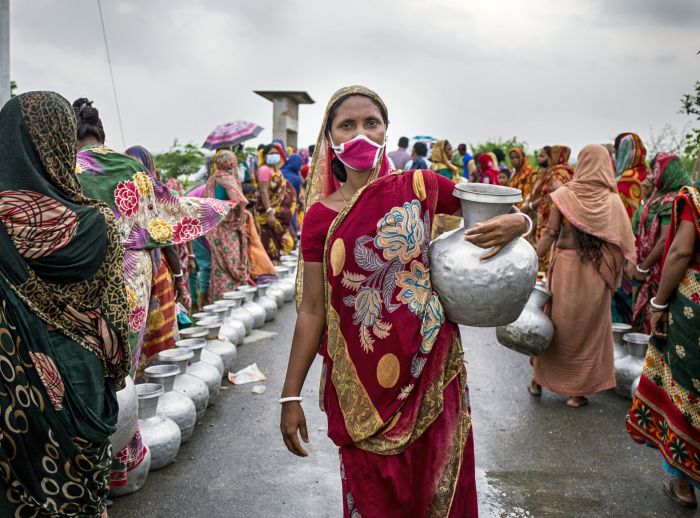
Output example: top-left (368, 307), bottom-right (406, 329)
top-left (339, 183), bottom-right (349, 205)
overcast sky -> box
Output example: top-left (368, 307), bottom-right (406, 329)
top-left (10, 0), bottom-right (700, 159)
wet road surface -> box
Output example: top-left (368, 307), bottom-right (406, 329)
top-left (112, 304), bottom-right (696, 517)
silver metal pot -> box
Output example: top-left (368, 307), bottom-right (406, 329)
top-left (274, 266), bottom-right (295, 302)
top-left (158, 348), bottom-right (209, 422)
top-left (135, 383), bottom-right (181, 471)
top-left (144, 365), bottom-right (197, 444)
top-left (612, 323), bottom-right (632, 360)
top-left (631, 375), bottom-right (641, 400)
top-left (196, 318), bottom-right (237, 374)
top-left (255, 284), bottom-right (278, 322)
top-left (223, 291), bottom-right (254, 335)
top-left (266, 283), bottom-right (285, 308)
top-left (211, 300), bottom-right (246, 345)
top-left (237, 287), bottom-right (266, 328)
top-left (175, 339), bottom-right (221, 402)
top-left (496, 284), bottom-right (554, 356)
top-left (109, 375), bottom-right (138, 454)
top-left (614, 355), bottom-right (643, 399)
top-left (109, 445), bottom-right (151, 497)
top-left (178, 326), bottom-right (224, 377)
top-left (624, 332), bottom-right (650, 358)
top-left (429, 183), bottom-right (538, 327)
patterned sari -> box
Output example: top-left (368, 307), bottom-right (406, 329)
top-left (615, 132), bottom-right (649, 219)
top-left (627, 186), bottom-right (700, 487)
top-left (205, 150), bottom-right (250, 299)
top-left (300, 86), bottom-right (476, 517)
top-left (75, 144), bottom-right (228, 488)
top-left (255, 144), bottom-right (297, 262)
top-left (632, 153), bottom-right (691, 333)
top-left (508, 147), bottom-right (535, 205)
top-left (0, 92), bottom-right (131, 516)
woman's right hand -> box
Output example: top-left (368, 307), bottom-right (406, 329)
top-left (280, 402), bottom-right (309, 457)
top-left (650, 310), bottom-right (669, 339)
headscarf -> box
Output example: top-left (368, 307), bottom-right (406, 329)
top-left (0, 91), bottom-right (130, 380)
top-left (207, 149), bottom-right (247, 206)
top-left (281, 152), bottom-right (303, 196)
top-left (477, 153), bottom-right (500, 185)
top-left (614, 133), bottom-right (648, 179)
top-left (125, 145), bottom-right (160, 181)
top-left (297, 85), bottom-right (392, 304)
top-left (550, 144), bottom-right (636, 264)
top-left (430, 140), bottom-right (459, 180)
top-left (508, 146), bottom-right (533, 187)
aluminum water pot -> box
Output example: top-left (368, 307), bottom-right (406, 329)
top-left (274, 266), bottom-right (296, 302)
top-left (266, 283), bottom-right (285, 308)
top-left (135, 383), bottom-right (181, 471)
top-left (175, 339), bottom-right (221, 401)
top-left (158, 348), bottom-right (209, 423)
top-left (196, 318), bottom-right (238, 374)
top-left (202, 304), bottom-right (228, 324)
top-left (223, 291), bottom-right (255, 334)
top-left (612, 323), bottom-right (632, 360)
top-left (144, 365), bottom-right (197, 444)
top-left (429, 183), bottom-right (538, 327)
top-left (211, 300), bottom-right (246, 345)
top-left (109, 375), bottom-right (138, 454)
top-left (255, 284), bottom-right (278, 322)
top-left (110, 444), bottom-right (150, 497)
top-left (496, 284), bottom-right (553, 356)
top-left (178, 326), bottom-right (224, 377)
top-left (624, 332), bottom-right (650, 358)
top-left (237, 286), bottom-right (266, 329)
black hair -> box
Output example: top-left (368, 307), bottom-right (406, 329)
top-left (308, 144), bottom-right (315, 156)
top-left (574, 226), bottom-right (603, 270)
top-left (413, 142), bottom-right (427, 157)
top-left (257, 143), bottom-right (265, 151)
top-left (492, 147), bottom-right (506, 163)
top-left (398, 136), bottom-right (409, 148)
top-left (72, 98), bottom-right (105, 143)
top-left (262, 143), bottom-right (278, 157)
top-left (324, 93), bottom-right (389, 182)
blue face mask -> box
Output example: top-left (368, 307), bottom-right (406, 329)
top-left (266, 154), bottom-right (281, 166)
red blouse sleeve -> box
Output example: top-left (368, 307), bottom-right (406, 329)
top-left (434, 172), bottom-right (461, 214)
top-left (301, 203), bottom-right (337, 262)
top-left (680, 201), bottom-right (695, 223)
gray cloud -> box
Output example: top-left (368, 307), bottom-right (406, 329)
top-left (9, 0), bottom-right (699, 158)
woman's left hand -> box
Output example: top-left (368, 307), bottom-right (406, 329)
top-left (464, 214), bottom-right (527, 260)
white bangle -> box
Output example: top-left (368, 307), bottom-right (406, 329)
top-left (172, 272), bottom-right (183, 278)
top-left (636, 265), bottom-right (650, 274)
top-left (518, 212), bottom-right (533, 237)
top-left (279, 396), bottom-right (303, 404)
top-left (650, 297), bottom-right (668, 310)
top-left (266, 207), bottom-right (274, 214)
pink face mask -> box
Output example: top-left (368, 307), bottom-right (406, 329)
top-left (330, 134), bottom-right (385, 171)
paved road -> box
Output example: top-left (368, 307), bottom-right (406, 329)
top-left (112, 303), bottom-right (696, 517)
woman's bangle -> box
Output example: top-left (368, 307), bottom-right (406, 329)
top-left (518, 212), bottom-right (533, 237)
top-left (172, 272), bottom-right (183, 279)
top-left (279, 396), bottom-right (303, 404)
top-left (636, 265), bottom-right (651, 274)
top-left (650, 297), bottom-right (668, 310)
top-left (188, 254), bottom-right (196, 259)
top-left (265, 207), bottom-right (274, 214)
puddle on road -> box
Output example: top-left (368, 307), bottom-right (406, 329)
top-left (476, 468), bottom-right (602, 517)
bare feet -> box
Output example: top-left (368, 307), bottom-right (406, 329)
top-left (566, 396), bottom-right (589, 408)
top-left (527, 380), bottom-right (541, 397)
top-left (663, 478), bottom-right (697, 508)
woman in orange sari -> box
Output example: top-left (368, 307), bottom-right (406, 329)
top-left (614, 132), bottom-right (649, 219)
top-left (508, 147), bottom-right (535, 203)
top-left (280, 86), bottom-right (528, 517)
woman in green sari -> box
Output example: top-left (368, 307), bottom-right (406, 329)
top-left (0, 91), bottom-right (130, 516)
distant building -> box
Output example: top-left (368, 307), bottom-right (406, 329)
top-left (254, 90), bottom-right (314, 148)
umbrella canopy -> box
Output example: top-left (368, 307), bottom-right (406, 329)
top-left (203, 120), bottom-right (263, 150)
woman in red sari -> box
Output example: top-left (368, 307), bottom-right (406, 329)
top-left (476, 153), bottom-right (500, 185)
top-left (279, 86), bottom-right (528, 517)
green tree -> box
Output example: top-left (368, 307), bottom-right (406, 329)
top-left (470, 137), bottom-right (531, 166)
top-left (154, 141), bottom-right (206, 179)
top-left (680, 80), bottom-right (700, 178)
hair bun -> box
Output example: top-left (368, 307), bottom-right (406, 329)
top-left (72, 97), bottom-right (100, 123)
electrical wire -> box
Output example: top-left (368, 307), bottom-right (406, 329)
top-left (96, 0), bottom-right (125, 148)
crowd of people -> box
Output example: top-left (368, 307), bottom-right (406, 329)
top-left (0, 85), bottom-right (698, 516)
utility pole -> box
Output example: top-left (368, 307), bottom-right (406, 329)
top-left (0, 0), bottom-right (9, 107)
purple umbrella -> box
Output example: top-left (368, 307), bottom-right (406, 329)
top-left (202, 120), bottom-right (264, 150)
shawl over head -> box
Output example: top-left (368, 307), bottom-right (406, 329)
top-left (125, 145), bottom-right (159, 181)
top-left (430, 140), bottom-right (459, 179)
top-left (0, 91), bottom-right (131, 381)
top-left (614, 132), bottom-right (648, 179)
top-left (550, 144), bottom-right (636, 263)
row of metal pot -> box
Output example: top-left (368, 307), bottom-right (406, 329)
top-left (109, 257), bottom-right (299, 497)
